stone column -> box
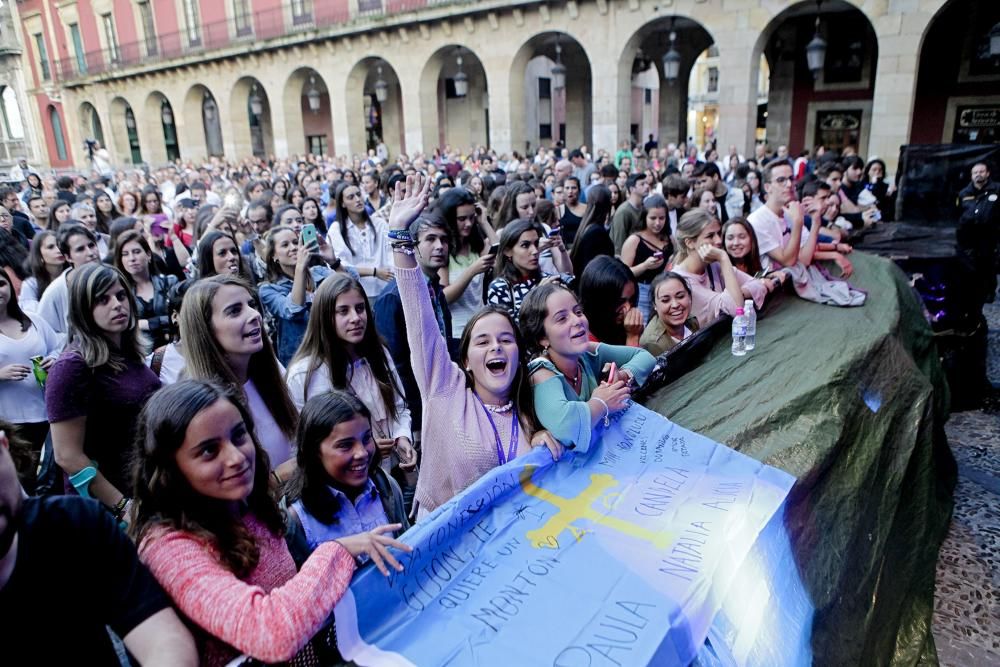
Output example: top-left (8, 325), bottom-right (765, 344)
top-left (866, 9), bottom-right (934, 178)
top-left (482, 53), bottom-right (513, 155)
top-left (714, 12), bottom-right (759, 160)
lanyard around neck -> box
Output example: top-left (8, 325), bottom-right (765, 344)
top-left (474, 394), bottom-right (519, 466)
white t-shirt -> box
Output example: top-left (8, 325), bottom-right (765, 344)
top-left (747, 206), bottom-right (807, 271)
top-left (0, 314), bottom-right (62, 423)
top-left (147, 342), bottom-right (185, 386)
top-left (285, 350), bottom-right (411, 442)
top-left (244, 378), bottom-right (294, 470)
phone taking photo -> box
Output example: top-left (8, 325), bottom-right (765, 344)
top-left (548, 227), bottom-right (562, 238)
top-left (488, 243), bottom-right (500, 256)
top-left (301, 223), bottom-right (318, 249)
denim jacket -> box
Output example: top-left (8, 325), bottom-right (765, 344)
top-left (258, 265), bottom-right (332, 365)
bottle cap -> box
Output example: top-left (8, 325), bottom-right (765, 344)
top-left (735, 308), bottom-right (745, 315)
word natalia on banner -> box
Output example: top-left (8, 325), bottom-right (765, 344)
top-left (334, 404), bottom-right (801, 667)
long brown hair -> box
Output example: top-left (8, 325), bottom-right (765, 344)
top-left (288, 274), bottom-right (402, 421)
top-left (130, 380), bottom-right (284, 578)
top-left (179, 275), bottom-right (298, 438)
top-left (113, 230), bottom-right (161, 286)
top-left (25, 230), bottom-right (66, 298)
top-left (67, 263), bottom-right (147, 371)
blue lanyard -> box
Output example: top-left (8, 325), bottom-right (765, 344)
top-left (475, 395), bottom-right (519, 466)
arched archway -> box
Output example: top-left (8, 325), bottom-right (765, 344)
top-left (182, 84), bottom-right (225, 159)
top-left (78, 102), bottom-right (105, 146)
top-left (230, 77), bottom-right (274, 159)
top-left (143, 91), bottom-right (180, 165)
top-left (0, 87), bottom-right (25, 144)
top-left (345, 58), bottom-right (404, 160)
top-left (418, 45), bottom-right (489, 152)
top-left (110, 97), bottom-right (141, 164)
top-left (912, 0), bottom-right (1000, 145)
top-left (753, 0), bottom-right (879, 156)
top-left (617, 16), bottom-right (716, 151)
top-left (509, 32), bottom-right (592, 153)
top-left (282, 67), bottom-right (333, 157)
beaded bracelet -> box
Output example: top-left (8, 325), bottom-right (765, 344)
top-left (592, 397), bottom-right (611, 427)
top-left (392, 243), bottom-right (416, 256)
top-left (388, 229), bottom-right (415, 243)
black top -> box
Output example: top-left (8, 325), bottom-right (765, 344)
top-left (631, 235), bottom-right (670, 284)
top-left (135, 274), bottom-right (178, 348)
top-left (559, 207), bottom-right (584, 246)
top-left (572, 224), bottom-right (615, 277)
top-left (373, 274), bottom-right (454, 425)
top-left (0, 497), bottom-right (171, 664)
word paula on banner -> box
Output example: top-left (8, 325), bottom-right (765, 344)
top-left (334, 404), bottom-right (808, 667)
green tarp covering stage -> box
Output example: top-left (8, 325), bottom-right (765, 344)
top-left (643, 252), bottom-right (957, 666)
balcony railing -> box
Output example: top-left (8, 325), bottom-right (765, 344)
top-left (0, 139), bottom-right (28, 162)
top-left (51, 0), bottom-right (447, 84)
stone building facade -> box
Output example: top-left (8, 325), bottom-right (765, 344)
top-left (10, 0), bottom-right (1000, 175)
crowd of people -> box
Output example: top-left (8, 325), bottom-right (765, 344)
top-left (0, 136), bottom-right (893, 664)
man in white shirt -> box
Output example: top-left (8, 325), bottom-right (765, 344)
top-left (747, 161), bottom-right (818, 272)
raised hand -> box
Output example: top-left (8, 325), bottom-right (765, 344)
top-left (388, 174), bottom-right (430, 231)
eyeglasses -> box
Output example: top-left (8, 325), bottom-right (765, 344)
top-left (771, 176), bottom-right (792, 185)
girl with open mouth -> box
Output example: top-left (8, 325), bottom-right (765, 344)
top-left (388, 176), bottom-right (563, 519)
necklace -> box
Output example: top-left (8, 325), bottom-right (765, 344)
top-left (483, 401), bottom-right (514, 414)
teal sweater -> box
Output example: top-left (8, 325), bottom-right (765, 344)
top-left (528, 344), bottom-right (655, 453)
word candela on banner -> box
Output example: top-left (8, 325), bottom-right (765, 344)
top-left (335, 403), bottom-right (813, 667)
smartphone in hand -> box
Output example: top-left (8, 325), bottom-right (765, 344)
top-left (604, 361), bottom-right (617, 384)
top-left (488, 242), bottom-right (500, 256)
top-left (301, 223), bottom-right (318, 250)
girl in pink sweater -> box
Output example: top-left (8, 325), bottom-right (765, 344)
top-left (132, 380), bottom-right (410, 666)
top-left (388, 176), bottom-right (563, 518)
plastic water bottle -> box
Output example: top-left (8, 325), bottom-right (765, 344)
top-left (731, 308), bottom-right (748, 357)
top-left (743, 299), bottom-right (756, 351)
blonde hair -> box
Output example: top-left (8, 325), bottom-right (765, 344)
top-left (672, 209), bottom-right (716, 264)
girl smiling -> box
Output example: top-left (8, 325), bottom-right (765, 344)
top-left (285, 274), bottom-right (416, 474)
top-left (519, 283), bottom-right (655, 453)
top-left (640, 272), bottom-right (700, 356)
top-left (133, 381), bottom-right (405, 666)
top-left (284, 391), bottom-right (410, 566)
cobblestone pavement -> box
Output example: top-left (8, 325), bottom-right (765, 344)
top-left (933, 301), bottom-right (1000, 666)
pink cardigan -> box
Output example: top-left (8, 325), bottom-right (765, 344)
top-left (397, 266), bottom-right (531, 517)
top-left (674, 264), bottom-right (767, 328)
top-left (139, 513), bottom-right (355, 666)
